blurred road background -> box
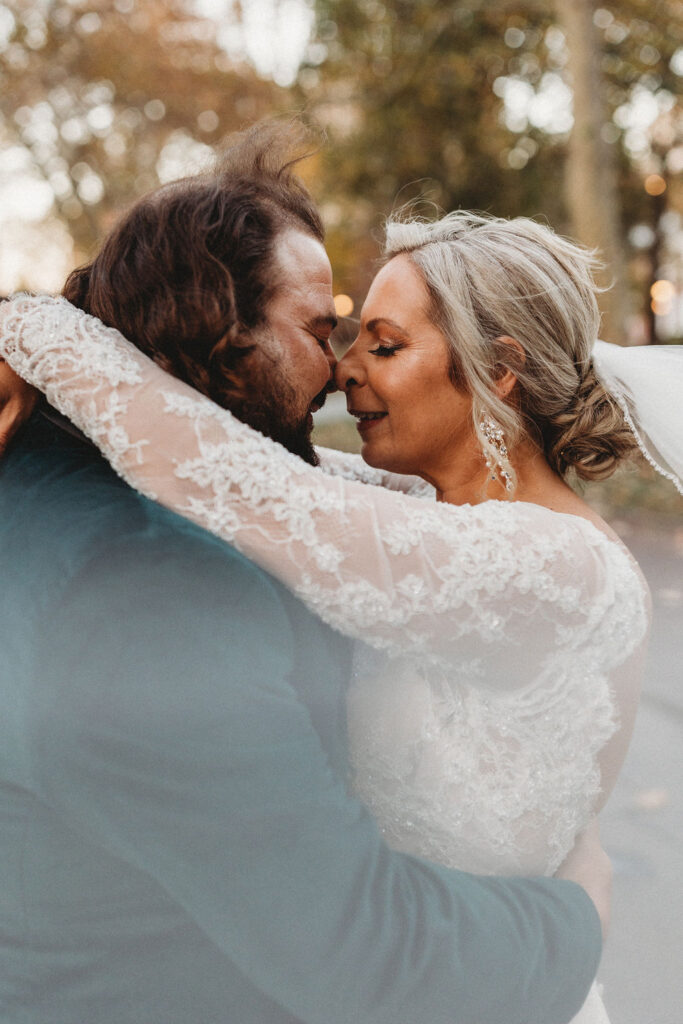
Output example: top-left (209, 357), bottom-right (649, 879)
top-left (600, 522), bottom-right (682, 1024)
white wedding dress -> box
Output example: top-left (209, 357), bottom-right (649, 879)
top-left (1, 296), bottom-right (651, 1023)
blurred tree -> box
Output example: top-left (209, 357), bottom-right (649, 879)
top-left (1, 0), bottom-right (679, 329)
top-left (0, 0), bottom-right (282, 262)
top-left (296, 0), bottom-right (682, 334)
top-left (296, 1), bottom-right (558, 297)
top-left (556, 0), bottom-right (628, 342)
top-left (589, 0), bottom-right (682, 342)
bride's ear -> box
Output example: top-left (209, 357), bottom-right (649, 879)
top-left (492, 335), bottom-right (525, 401)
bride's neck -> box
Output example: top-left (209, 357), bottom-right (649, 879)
top-left (427, 441), bottom-right (569, 508)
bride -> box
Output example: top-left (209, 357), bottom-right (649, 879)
top-left (2, 210), bottom-right (680, 1022)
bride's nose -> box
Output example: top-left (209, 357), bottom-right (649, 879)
top-left (335, 347), bottom-right (366, 392)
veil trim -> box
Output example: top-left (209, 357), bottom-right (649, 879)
top-left (592, 340), bottom-right (683, 497)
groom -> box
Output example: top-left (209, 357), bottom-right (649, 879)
top-left (0, 122), bottom-right (605, 1024)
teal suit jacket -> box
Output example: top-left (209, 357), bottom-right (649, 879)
top-left (0, 415), bottom-right (602, 1024)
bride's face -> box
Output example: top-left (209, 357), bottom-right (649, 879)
top-left (336, 256), bottom-right (476, 479)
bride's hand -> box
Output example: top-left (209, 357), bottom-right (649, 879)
top-left (555, 817), bottom-right (612, 940)
top-left (0, 358), bottom-right (39, 456)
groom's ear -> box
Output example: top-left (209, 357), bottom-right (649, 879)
top-left (492, 335), bottom-right (525, 401)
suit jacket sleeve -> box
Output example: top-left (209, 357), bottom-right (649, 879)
top-left (31, 524), bottom-right (601, 1024)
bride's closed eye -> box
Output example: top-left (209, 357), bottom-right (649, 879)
top-left (369, 343), bottom-right (403, 357)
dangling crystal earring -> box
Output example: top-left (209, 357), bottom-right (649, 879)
top-left (480, 418), bottom-right (514, 492)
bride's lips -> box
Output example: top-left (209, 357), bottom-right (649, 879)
top-left (349, 409), bottom-right (388, 435)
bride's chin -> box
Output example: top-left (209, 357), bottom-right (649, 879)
top-left (361, 442), bottom-right (398, 473)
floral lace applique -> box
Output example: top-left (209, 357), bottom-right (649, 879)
top-left (0, 293), bottom-right (650, 875)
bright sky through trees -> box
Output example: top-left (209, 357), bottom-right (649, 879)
top-left (193, 0), bottom-right (314, 85)
top-left (0, 0), bottom-right (681, 333)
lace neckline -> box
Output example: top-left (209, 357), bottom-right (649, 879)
top-left (440, 496), bottom-right (648, 599)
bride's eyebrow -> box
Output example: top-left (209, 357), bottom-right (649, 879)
top-left (366, 317), bottom-right (408, 337)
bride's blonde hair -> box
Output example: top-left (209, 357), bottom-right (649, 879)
top-left (383, 211), bottom-right (637, 486)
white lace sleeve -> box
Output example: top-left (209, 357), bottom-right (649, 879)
top-left (0, 295), bottom-right (648, 682)
top-left (316, 446), bottom-right (435, 498)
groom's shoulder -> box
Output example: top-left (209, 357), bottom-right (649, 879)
top-left (0, 414), bottom-right (287, 619)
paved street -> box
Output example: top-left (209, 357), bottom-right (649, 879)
top-left (599, 522), bottom-right (683, 1024)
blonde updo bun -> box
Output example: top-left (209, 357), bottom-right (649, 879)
top-left (383, 211), bottom-right (638, 489)
top-left (543, 366), bottom-right (638, 481)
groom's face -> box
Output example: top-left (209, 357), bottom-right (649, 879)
top-left (244, 228), bottom-right (338, 464)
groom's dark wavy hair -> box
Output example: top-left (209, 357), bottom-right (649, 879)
top-left (62, 119), bottom-right (324, 408)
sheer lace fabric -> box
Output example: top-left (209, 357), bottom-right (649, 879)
top-left (1, 295), bottom-right (648, 883)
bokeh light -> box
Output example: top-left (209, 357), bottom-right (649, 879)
top-left (644, 173), bottom-right (667, 196)
top-left (334, 293), bottom-right (354, 317)
top-left (650, 278), bottom-right (676, 316)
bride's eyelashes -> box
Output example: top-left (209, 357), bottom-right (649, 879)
top-left (369, 342), bottom-right (403, 357)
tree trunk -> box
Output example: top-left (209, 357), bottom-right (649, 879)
top-left (557, 0), bottom-right (630, 344)
top-left (644, 188), bottom-right (666, 344)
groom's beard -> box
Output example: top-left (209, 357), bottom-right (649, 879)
top-left (230, 368), bottom-right (321, 467)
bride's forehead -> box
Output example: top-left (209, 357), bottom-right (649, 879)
top-left (364, 258), bottom-right (426, 304)
top-left (359, 260), bottom-right (431, 326)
